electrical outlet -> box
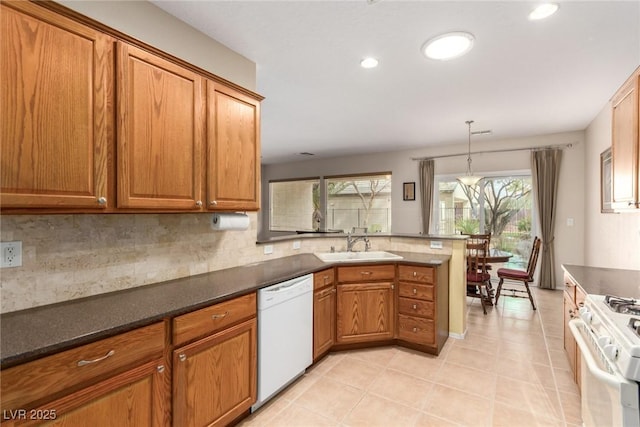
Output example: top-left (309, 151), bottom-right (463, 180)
top-left (292, 240), bottom-right (301, 250)
top-left (263, 245), bottom-right (274, 255)
top-left (1, 241), bottom-right (22, 268)
top-left (430, 240), bottom-right (443, 249)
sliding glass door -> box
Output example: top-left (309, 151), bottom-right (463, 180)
top-left (434, 173), bottom-right (535, 269)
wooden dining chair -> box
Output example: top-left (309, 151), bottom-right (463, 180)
top-left (467, 233), bottom-right (492, 269)
top-left (466, 240), bottom-right (492, 315)
top-left (494, 237), bottom-right (541, 310)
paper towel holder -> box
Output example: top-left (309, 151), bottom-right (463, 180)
top-left (211, 212), bottom-right (250, 231)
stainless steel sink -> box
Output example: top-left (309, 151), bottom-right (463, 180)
top-left (314, 251), bottom-right (403, 263)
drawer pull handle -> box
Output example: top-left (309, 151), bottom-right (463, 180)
top-left (212, 311), bottom-right (229, 320)
top-left (77, 349), bottom-right (115, 367)
top-left (413, 271), bottom-right (417, 277)
top-left (413, 304), bottom-right (417, 310)
top-left (412, 327), bottom-right (418, 333)
top-left (361, 271), bottom-right (372, 275)
top-left (413, 288), bottom-right (417, 294)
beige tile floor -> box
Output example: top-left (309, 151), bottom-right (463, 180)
top-left (239, 286), bottom-right (581, 427)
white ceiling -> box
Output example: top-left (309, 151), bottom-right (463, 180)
top-left (151, 1), bottom-right (640, 164)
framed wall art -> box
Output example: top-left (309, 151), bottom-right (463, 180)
top-left (403, 182), bottom-right (415, 201)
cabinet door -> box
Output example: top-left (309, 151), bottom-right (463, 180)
top-left (3, 359), bottom-right (168, 427)
top-left (611, 71), bottom-right (639, 209)
top-left (1, 2), bottom-right (112, 209)
top-left (117, 42), bottom-right (204, 210)
top-left (206, 81), bottom-right (260, 211)
top-left (563, 291), bottom-right (578, 380)
top-left (173, 318), bottom-right (257, 427)
top-left (336, 282), bottom-right (394, 344)
top-left (313, 286), bottom-right (336, 360)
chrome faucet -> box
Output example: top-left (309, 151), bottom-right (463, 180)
top-left (346, 232), bottom-right (371, 252)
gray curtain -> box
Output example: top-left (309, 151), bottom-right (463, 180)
top-left (419, 159), bottom-right (435, 234)
top-left (531, 149), bottom-right (562, 289)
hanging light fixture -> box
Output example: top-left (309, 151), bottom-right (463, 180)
top-left (457, 120), bottom-right (483, 186)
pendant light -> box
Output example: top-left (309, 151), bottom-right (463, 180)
top-left (457, 120), bottom-right (483, 186)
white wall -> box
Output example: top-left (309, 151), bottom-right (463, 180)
top-left (584, 105), bottom-right (640, 270)
top-left (262, 130), bottom-right (587, 285)
top-left (58, 0), bottom-right (256, 91)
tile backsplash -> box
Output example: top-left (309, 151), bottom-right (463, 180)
top-left (0, 213), bottom-right (449, 313)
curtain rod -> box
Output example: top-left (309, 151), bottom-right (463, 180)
top-left (411, 142), bottom-right (576, 161)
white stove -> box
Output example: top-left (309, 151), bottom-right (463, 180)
top-left (572, 294), bottom-right (640, 427)
top-left (582, 294), bottom-right (640, 381)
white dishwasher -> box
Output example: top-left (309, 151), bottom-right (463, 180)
top-left (252, 274), bottom-right (313, 412)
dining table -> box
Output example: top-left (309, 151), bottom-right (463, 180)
top-left (467, 249), bottom-right (513, 306)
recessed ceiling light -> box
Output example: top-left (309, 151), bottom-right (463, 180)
top-left (360, 57), bottom-right (379, 69)
top-left (528, 3), bottom-right (559, 20)
top-left (422, 32), bottom-right (475, 61)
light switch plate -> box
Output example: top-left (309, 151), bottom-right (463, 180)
top-left (566, 218), bottom-right (574, 227)
top-left (430, 241), bottom-right (443, 249)
top-left (264, 245), bottom-right (274, 255)
top-left (292, 240), bottom-right (301, 250)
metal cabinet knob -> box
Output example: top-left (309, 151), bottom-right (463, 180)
top-left (413, 304), bottom-right (417, 310)
top-left (179, 354), bottom-right (187, 362)
top-left (196, 200), bottom-right (203, 207)
top-left (157, 365), bottom-right (165, 373)
top-left (413, 288), bottom-right (417, 294)
top-left (413, 271), bottom-right (417, 277)
top-left (412, 327), bottom-right (418, 333)
top-left (210, 200), bottom-right (218, 206)
top-left (97, 197), bottom-right (107, 205)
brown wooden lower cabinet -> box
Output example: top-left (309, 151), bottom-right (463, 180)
top-left (17, 359), bottom-right (168, 427)
top-left (0, 322), bottom-right (168, 427)
top-left (172, 318), bottom-right (257, 427)
top-left (336, 281), bottom-right (395, 344)
top-left (563, 274), bottom-right (585, 389)
top-left (313, 269), bottom-right (336, 361)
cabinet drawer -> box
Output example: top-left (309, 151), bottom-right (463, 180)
top-left (1, 322), bottom-right (165, 412)
top-left (398, 265), bottom-right (435, 284)
top-left (397, 314), bottom-right (435, 345)
top-left (173, 292), bottom-right (256, 346)
top-left (337, 264), bottom-right (395, 283)
top-left (314, 269), bottom-right (335, 290)
top-left (398, 297), bottom-right (434, 318)
top-left (398, 282), bottom-right (434, 301)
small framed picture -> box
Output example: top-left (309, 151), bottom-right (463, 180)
top-left (403, 182), bottom-right (415, 201)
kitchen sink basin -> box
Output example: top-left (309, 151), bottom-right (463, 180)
top-left (314, 251), bottom-right (403, 263)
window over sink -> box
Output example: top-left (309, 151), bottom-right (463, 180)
top-left (268, 173), bottom-right (392, 233)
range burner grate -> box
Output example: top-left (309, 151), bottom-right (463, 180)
top-left (605, 295), bottom-right (639, 313)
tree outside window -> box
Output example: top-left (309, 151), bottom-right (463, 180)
top-left (269, 173), bottom-right (392, 233)
top-left (436, 175), bottom-right (534, 268)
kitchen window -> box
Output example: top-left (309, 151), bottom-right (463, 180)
top-left (268, 173), bottom-right (392, 233)
top-left (433, 172), bottom-right (535, 269)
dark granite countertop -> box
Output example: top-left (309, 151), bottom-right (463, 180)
top-left (562, 264), bottom-right (640, 298)
top-left (1, 251), bottom-right (449, 369)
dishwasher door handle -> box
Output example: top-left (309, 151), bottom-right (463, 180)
top-left (265, 277), bottom-right (309, 294)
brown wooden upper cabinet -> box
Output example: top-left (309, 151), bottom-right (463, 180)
top-left (207, 81), bottom-right (261, 211)
top-left (1, 2), bottom-right (262, 214)
top-left (611, 66), bottom-right (640, 210)
top-left (1, 2), bottom-right (113, 210)
top-left (116, 41), bottom-right (205, 210)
